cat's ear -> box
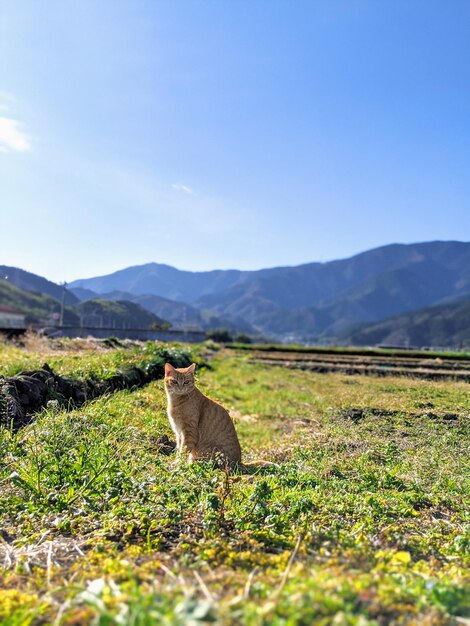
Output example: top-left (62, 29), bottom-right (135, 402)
top-left (165, 363), bottom-right (176, 376)
top-left (186, 363), bottom-right (196, 375)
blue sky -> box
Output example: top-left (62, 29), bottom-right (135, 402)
top-left (1, 0), bottom-right (469, 283)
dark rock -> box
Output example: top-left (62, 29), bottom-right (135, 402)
top-left (0, 347), bottom-right (195, 431)
top-left (155, 434), bottom-right (176, 455)
top-left (0, 357), bottom-right (181, 431)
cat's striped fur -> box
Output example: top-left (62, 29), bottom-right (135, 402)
top-left (164, 362), bottom-right (242, 468)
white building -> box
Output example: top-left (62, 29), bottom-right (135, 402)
top-left (0, 306), bottom-right (26, 329)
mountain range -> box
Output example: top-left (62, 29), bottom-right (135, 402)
top-left (69, 241), bottom-right (470, 344)
top-left (0, 265), bottom-right (79, 305)
top-left (0, 278), bottom-right (79, 325)
top-left (0, 279), bottom-right (168, 330)
top-left (69, 290), bottom-right (253, 333)
top-left (1, 241), bottom-right (469, 347)
top-left (340, 300), bottom-right (470, 349)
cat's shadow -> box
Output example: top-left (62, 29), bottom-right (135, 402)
top-left (236, 463), bottom-right (279, 476)
top-left (156, 434), bottom-right (279, 475)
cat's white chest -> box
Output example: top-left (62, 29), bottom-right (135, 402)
top-left (167, 410), bottom-right (177, 433)
top-left (167, 406), bottom-right (184, 436)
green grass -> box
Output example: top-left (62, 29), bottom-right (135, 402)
top-left (0, 336), bottom-right (193, 378)
top-left (229, 342), bottom-right (470, 361)
top-left (0, 342), bottom-right (469, 625)
top-left (0, 280), bottom-right (78, 325)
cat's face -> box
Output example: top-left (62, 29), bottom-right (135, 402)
top-left (164, 363), bottom-right (196, 395)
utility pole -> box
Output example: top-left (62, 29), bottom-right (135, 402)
top-left (59, 282), bottom-right (67, 327)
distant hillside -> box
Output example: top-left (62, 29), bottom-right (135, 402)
top-left (341, 300), bottom-right (470, 349)
top-left (0, 279), bottom-right (170, 330)
top-left (69, 241), bottom-right (470, 341)
top-left (77, 299), bottom-right (168, 329)
top-left (69, 287), bottom-right (97, 301)
top-left (0, 265), bottom-right (79, 305)
top-left (5, 240), bottom-right (470, 343)
top-left (70, 287), bottom-right (205, 329)
top-left (195, 242), bottom-right (470, 339)
top-left (71, 287), bottom-right (254, 333)
top-left (0, 280), bottom-right (79, 325)
top-left (194, 242), bottom-right (470, 339)
top-left (70, 264), bottom-right (245, 302)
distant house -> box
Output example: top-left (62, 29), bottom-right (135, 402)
top-left (0, 306), bottom-right (26, 329)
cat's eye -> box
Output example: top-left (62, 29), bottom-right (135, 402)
top-left (183, 381), bottom-right (190, 385)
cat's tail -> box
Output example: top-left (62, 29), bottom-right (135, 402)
top-left (240, 460), bottom-right (280, 474)
top-left (245, 460), bottom-right (279, 467)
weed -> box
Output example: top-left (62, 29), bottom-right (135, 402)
top-left (0, 345), bottom-right (468, 624)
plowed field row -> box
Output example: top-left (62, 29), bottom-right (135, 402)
top-left (248, 351), bottom-right (470, 382)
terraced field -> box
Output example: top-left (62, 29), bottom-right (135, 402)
top-left (237, 346), bottom-right (470, 382)
top-left (0, 338), bottom-right (469, 625)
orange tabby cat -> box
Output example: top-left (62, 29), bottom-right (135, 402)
top-left (164, 362), bottom-right (242, 468)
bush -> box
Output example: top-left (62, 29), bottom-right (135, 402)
top-left (233, 333), bottom-right (252, 344)
top-left (205, 328), bottom-right (233, 343)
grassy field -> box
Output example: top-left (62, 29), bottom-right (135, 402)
top-left (229, 343), bottom-right (470, 361)
top-left (0, 338), bottom-right (469, 625)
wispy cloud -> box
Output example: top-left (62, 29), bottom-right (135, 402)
top-left (0, 116), bottom-right (32, 153)
top-left (92, 162), bottom-right (253, 236)
top-left (171, 182), bottom-right (196, 196)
